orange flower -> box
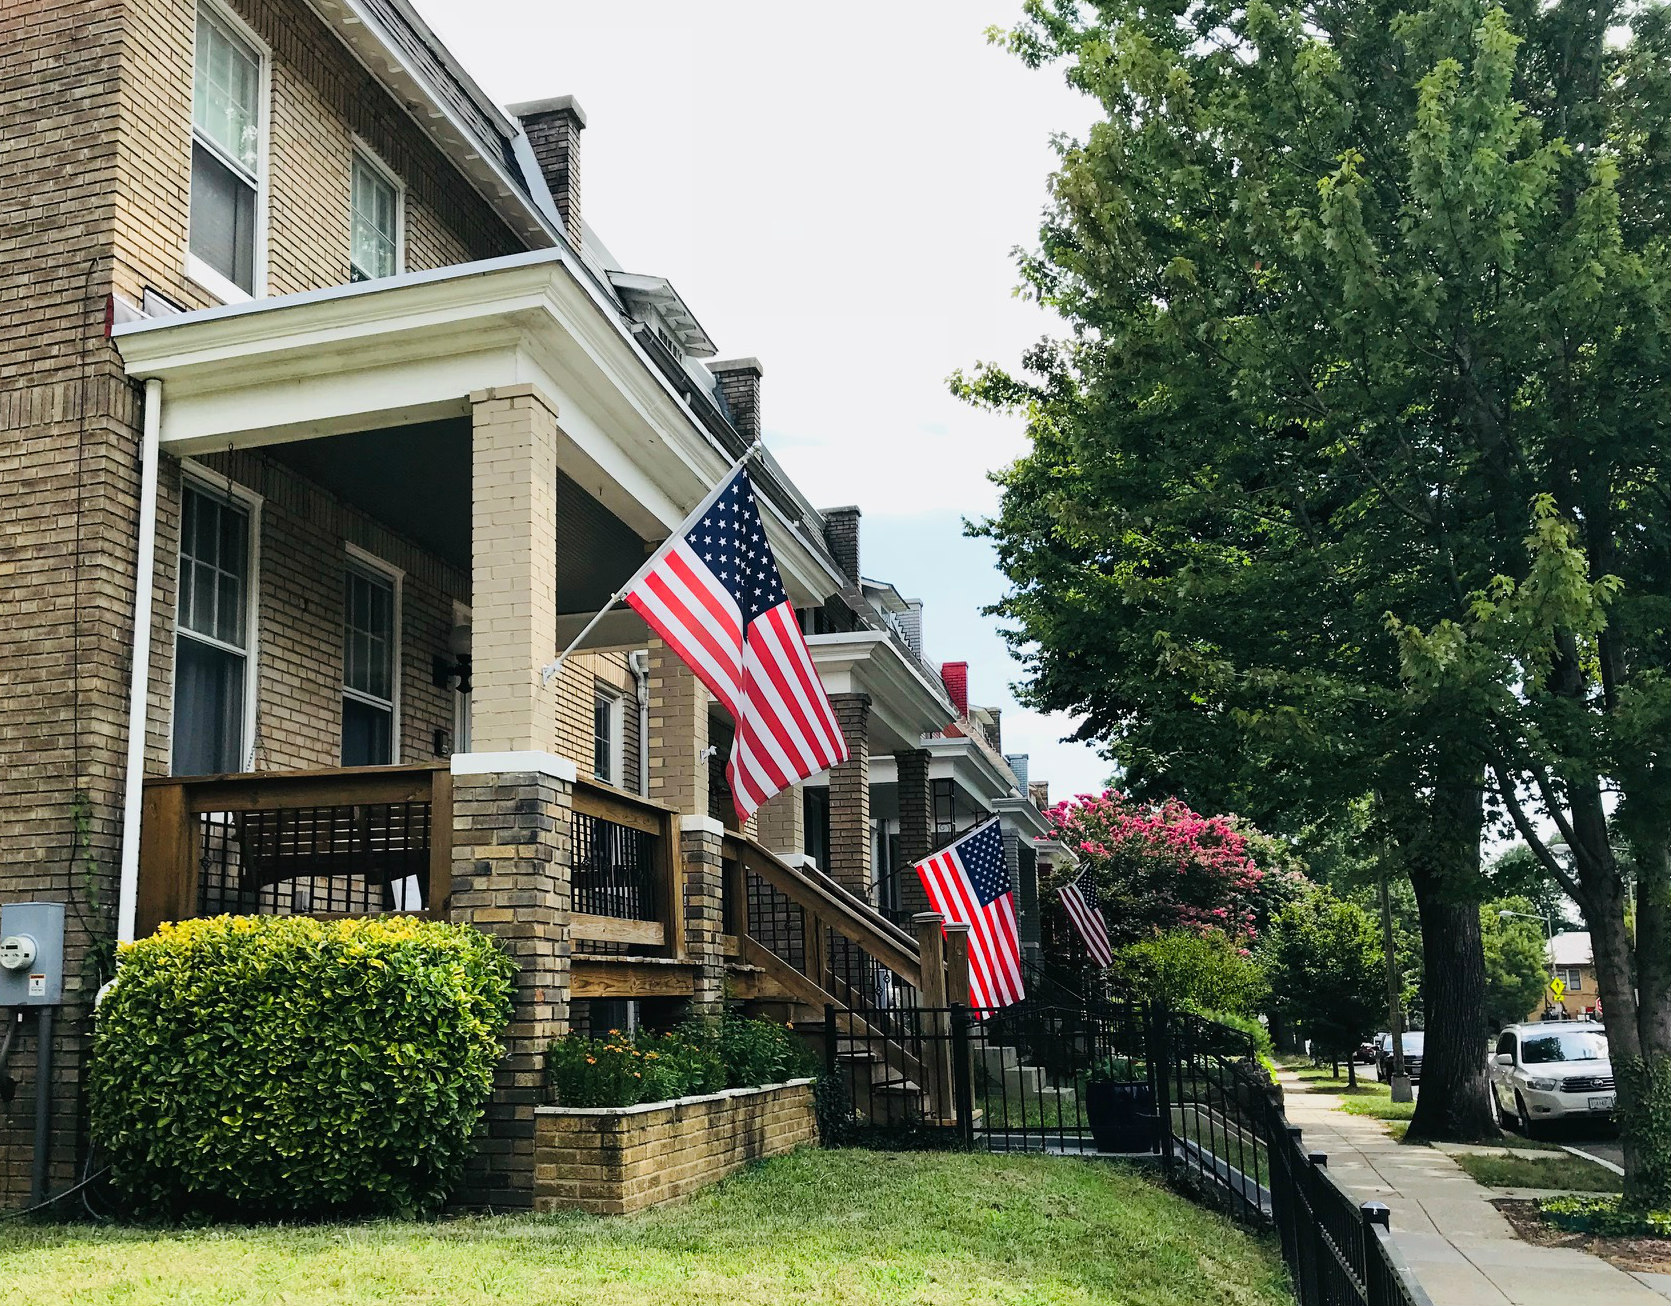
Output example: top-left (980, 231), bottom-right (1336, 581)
top-left (585, 1056), bottom-right (596, 1065)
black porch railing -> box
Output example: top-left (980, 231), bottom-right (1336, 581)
top-left (570, 808), bottom-right (658, 921)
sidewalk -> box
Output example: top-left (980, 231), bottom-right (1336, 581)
top-left (1275, 1070), bottom-right (1667, 1305)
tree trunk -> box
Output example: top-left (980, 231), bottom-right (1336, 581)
top-left (1347, 1056), bottom-right (1358, 1089)
top-left (1405, 886), bottom-right (1499, 1141)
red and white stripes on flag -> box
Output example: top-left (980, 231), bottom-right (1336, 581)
top-left (1058, 873), bottom-right (1113, 968)
top-left (623, 464), bottom-right (847, 823)
top-left (914, 817), bottom-right (1025, 1009)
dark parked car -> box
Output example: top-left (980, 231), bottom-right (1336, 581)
top-left (1375, 1031), bottom-right (1424, 1082)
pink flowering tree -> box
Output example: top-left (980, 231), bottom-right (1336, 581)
top-left (1047, 791), bottom-right (1304, 950)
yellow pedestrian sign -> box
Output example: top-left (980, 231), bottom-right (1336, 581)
top-left (1549, 977), bottom-right (1567, 1003)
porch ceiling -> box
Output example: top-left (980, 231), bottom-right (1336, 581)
top-left (112, 248), bottom-right (842, 609)
top-left (806, 631), bottom-right (957, 755)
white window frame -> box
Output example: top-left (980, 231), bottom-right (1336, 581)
top-left (348, 138), bottom-right (406, 281)
top-left (593, 686), bottom-right (624, 786)
top-left (185, 0), bottom-right (270, 304)
top-left (168, 462), bottom-right (263, 775)
top-left (342, 543), bottom-right (402, 765)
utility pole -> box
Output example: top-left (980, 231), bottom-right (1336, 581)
top-left (1379, 870), bottom-right (1413, 1103)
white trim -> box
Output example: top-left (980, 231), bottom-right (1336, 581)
top-left (342, 542), bottom-right (402, 764)
top-left (679, 814), bottom-right (726, 838)
top-left (117, 380), bottom-right (165, 944)
top-left (186, 0), bottom-right (271, 302)
top-left (170, 460), bottom-right (263, 775)
top-left (450, 750), bottom-right (578, 781)
top-left (348, 137), bottom-right (406, 279)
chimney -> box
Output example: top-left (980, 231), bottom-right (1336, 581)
top-left (710, 358), bottom-right (764, 442)
top-left (1004, 753), bottom-right (1030, 790)
top-left (941, 661), bottom-right (968, 716)
top-left (986, 708), bottom-right (1002, 756)
top-left (509, 95), bottom-right (586, 250)
top-left (822, 505), bottom-right (861, 584)
top-left (898, 599), bottom-right (924, 657)
top-left (1029, 781), bottom-right (1050, 810)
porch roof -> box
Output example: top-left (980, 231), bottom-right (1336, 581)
top-left (112, 248), bottom-right (844, 608)
top-left (805, 630), bottom-right (958, 755)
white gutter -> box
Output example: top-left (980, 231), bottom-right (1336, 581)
top-left (116, 379), bottom-right (163, 944)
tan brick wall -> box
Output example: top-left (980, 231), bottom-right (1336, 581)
top-left (112, 0), bottom-right (524, 314)
top-left (647, 638), bottom-right (708, 815)
top-left (533, 1080), bottom-right (817, 1215)
top-left (827, 694), bottom-right (872, 893)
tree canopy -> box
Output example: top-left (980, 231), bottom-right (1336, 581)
top-left (967, 0), bottom-right (1671, 1176)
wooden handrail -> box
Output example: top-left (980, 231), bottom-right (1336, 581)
top-left (723, 831), bottom-right (922, 989)
top-left (570, 778), bottom-right (684, 957)
top-left (136, 763), bottom-right (453, 936)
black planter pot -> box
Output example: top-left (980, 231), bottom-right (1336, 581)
top-left (1085, 1080), bottom-right (1158, 1154)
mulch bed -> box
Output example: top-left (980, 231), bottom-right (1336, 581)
top-left (1494, 1199), bottom-right (1671, 1274)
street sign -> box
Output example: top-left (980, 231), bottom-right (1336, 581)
top-left (1548, 977), bottom-right (1567, 1003)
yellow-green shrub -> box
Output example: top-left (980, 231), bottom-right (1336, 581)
top-left (89, 914), bottom-right (513, 1219)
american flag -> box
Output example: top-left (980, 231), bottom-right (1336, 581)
top-left (1058, 873), bottom-right (1113, 968)
top-left (624, 463), bottom-right (847, 823)
top-left (914, 818), bottom-right (1025, 1009)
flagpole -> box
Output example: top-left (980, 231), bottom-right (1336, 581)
top-left (540, 441), bottom-right (765, 686)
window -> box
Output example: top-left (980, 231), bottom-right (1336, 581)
top-left (592, 689), bottom-right (622, 784)
top-left (803, 787), bottom-right (830, 871)
top-left (189, 8), bottom-right (264, 299)
top-left (350, 149), bottom-right (401, 282)
top-left (342, 562), bottom-right (397, 766)
top-left (1557, 967), bottom-right (1583, 993)
top-left (173, 483), bottom-right (251, 775)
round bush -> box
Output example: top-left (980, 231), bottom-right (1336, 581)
top-left (89, 914), bottom-right (514, 1219)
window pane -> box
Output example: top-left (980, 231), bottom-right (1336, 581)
top-left (593, 694), bottom-right (613, 781)
top-left (190, 142), bottom-right (257, 293)
top-left (178, 485), bottom-right (248, 648)
top-left (343, 567), bottom-right (394, 702)
top-left (173, 636), bottom-right (245, 775)
top-left (194, 13), bottom-right (260, 174)
top-left (342, 698), bottom-right (392, 767)
top-left (350, 155), bottom-right (398, 280)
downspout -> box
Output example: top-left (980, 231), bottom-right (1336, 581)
top-left (628, 649), bottom-right (650, 797)
top-left (116, 378), bottom-right (162, 945)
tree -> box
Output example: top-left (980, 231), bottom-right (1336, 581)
top-left (1044, 792), bottom-right (1305, 946)
top-left (1263, 890), bottom-right (1386, 1087)
top-left (1111, 930), bottom-right (1269, 1017)
top-left (1486, 846), bottom-right (1581, 933)
top-left (1480, 897), bottom-right (1551, 1031)
top-left (964, 0), bottom-right (1671, 1162)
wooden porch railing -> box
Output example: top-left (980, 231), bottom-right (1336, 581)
top-left (568, 779), bottom-right (682, 956)
top-left (136, 762), bottom-right (453, 936)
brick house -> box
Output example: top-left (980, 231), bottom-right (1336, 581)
top-left (0, 0), bottom-right (1057, 1211)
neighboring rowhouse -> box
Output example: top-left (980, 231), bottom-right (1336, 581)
top-left (0, 0), bottom-right (979, 1210)
top-left (1525, 932), bottom-right (1601, 1022)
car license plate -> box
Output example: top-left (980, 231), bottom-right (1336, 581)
top-left (1589, 1095), bottom-right (1615, 1112)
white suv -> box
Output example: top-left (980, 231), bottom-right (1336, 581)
top-left (1490, 1022), bottom-right (1613, 1138)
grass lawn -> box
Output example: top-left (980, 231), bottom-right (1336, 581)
top-left (0, 1150), bottom-right (1293, 1306)
top-left (1452, 1152), bottom-right (1623, 1194)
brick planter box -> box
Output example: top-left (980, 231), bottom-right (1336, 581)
top-left (533, 1078), bottom-right (817, 1214)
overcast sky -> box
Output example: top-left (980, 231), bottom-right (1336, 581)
top-left (414, 0), bottom-right (1111, 798)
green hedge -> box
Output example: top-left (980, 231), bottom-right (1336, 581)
top-left (1540, 1195), bottom-right (1671, 1237)
top-left (547, 1013), bottom-right (816, 1108)
top-left (89, 914), bottom-right (514, 1219)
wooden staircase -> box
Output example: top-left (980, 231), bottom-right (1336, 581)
top-left (722, 832), bottom-right (971, 1125)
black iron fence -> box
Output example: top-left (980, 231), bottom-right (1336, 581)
top-left (822, 998), bottom-right (1430, 1306)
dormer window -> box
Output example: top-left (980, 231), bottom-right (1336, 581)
top-left (350, 148), bottom-right (403, 282)
top-left (188, 6), bottom-right (266, 301)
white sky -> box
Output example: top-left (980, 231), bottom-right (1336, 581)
top-left (415, 0), bottom-right (1114, 799)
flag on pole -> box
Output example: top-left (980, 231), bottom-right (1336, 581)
top-left (623, 464), bottom-right (847, 823)
top-left (914, 817), bottom-right (1025, 1009)
top-left (1057, 872), bottom-right (1113, 968)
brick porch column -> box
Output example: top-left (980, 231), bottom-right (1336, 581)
top-left (681, 815), bottom-right (727, 1015)
top-left (894, 747), bottom-right (933, 915)
top-left (827, 693), bottom-right (871, 894)
top-left (468, 385), bottom-right (559, 753)
top-left (755, 783), bottom-right (804, 858)
top-left (450, 758), bottom-right (574, 1208)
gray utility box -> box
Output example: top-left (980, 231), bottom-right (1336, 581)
top-left (0, 902), bottom-right (66, 1006)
